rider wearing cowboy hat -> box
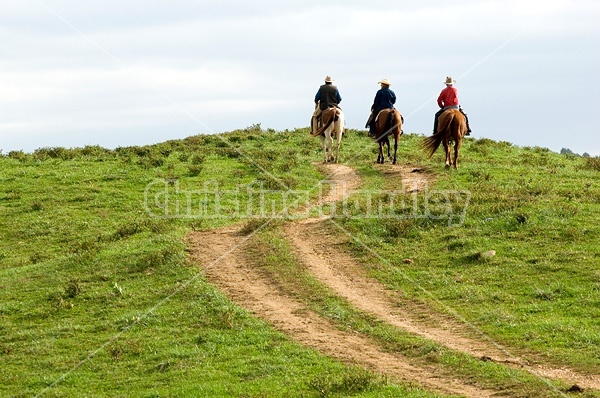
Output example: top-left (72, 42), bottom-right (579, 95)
top-left (366, 78), bottom-right (397, 137)
top-left (312, 76), bottom-right (342, 134)
top-left (433, 76), bottom-right (472, 135)
top-left (315, 75), bottom-right (342, 110)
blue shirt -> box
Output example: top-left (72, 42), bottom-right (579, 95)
top-left (372, 87), bottom-right (396, 112)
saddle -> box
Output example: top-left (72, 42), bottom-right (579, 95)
top-left (374, 109), bottom-right (389, 124)
top-left (366, 108), bottom-right (401, 128)
top-left (311, 106), bottom-right (341, 137)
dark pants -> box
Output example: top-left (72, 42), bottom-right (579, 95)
top-left (434, 107), bottom-right (471, 134)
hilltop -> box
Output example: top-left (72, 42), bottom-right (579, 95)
top-left (1, 127), bottom-right (599, 397)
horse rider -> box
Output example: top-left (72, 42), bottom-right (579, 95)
top-left (433, 76), bottom-right (472, 135)
top-left (312, 76), bottom-right (342, 134)
top-left (366, 78), bottom-right (397, 137)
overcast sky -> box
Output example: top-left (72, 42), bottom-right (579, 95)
top-left (1, 0), bottom-right (598, 155)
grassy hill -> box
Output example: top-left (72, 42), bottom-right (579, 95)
top-left (1, 127), bottom-right (599, 397)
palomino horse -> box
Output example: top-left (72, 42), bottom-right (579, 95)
top-left (311, 107), bottom-right (345, 163)
top-left (372, 108), bottom-right (403, 164)
top-left (423, 108), bottom-right (467, 169)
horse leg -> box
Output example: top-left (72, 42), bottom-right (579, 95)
top-left (377, 141), bottom-right (384, 164)
top-left (323, 132), bottom-right (331, 162)
top-left (385, 137), bottom-right (391, 161)
top-left (333, 131), bottom-right (340, 163)
top-left (336, 129), bottom-right (344, 163)
top-left (453, 137), bottom-right (462, 169)
top-left (319, 135), bottom-right (327, 163)
top-left (392, 133), bottom-right (398, 165)
top-left (443, 139), bottom-right (451, 169)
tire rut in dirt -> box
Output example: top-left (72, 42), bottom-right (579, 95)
top-left (186, 227), bottom-right (497, 398)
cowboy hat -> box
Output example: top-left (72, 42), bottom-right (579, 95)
top-left (444, 76), bottom-right (456, 85)
top-left (324, 76), bottom-right (334, 83)
top-left (378, 78), bottom-right (391, 86)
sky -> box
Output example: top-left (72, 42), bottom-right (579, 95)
top-left (1, 0), bottom-right (599, 155)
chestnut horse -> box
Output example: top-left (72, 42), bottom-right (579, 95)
top-left (372, 108), bottom-right (403, 164)
top-left (311, 106), bottom-right (345, 163)
top-left (423, 108), bottom-right (467, 169)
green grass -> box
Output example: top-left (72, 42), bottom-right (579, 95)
top-left (1, 127), bottom-right (599, 396)
top-left (0, 129), bottom-right (450, 397)
top-left (244, 226), bottom-right (591, 398)
top-left (338, 137), bottom-right (600, 375)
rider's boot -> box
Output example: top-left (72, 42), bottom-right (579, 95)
top-left (460, 107), bottom-right (471, 136)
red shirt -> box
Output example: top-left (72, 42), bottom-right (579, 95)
top-left (437, 86), bottom-right (459, 108)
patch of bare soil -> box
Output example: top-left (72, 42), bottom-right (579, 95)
top-left (186, 163), bottom-right (600, 395)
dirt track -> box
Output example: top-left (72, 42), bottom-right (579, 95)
top-left (186, 163), bottom-right (600, 396)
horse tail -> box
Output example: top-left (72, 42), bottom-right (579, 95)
top-left (422, 111), bottom-right (454, 157)
top-left (375, 109), bottom-right (396, 141)
top-left (311, 108), bottom-right (335, 137)
top-left (422, 131), bottom-right (444, 157)
top-left (385, 110), bottom-right (394, 132)
top-left (439, 110), bottom-right (454, 133)
top-left (393, 109), bottom-right (403, 136)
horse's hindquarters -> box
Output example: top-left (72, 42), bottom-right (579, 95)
top-left (320, 109), bottom-right (344, 163)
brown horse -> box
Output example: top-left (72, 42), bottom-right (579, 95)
top-left (423, 108), bottom-right (467, 169)
top-left (372, 108), bottom-right (403, 164)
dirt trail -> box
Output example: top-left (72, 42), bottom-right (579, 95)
top-left (284, 214), bottom-right (600, 391)
top-left (187, 225), bottom-right (496, 397)
top-left (187, 163), bottom-right (600, 395)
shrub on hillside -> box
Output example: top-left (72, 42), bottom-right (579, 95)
top-left (584, 156), bottom-right (600, 171)
top-left (7, 150), bottom-right (29, 162)
top-left (78, 145), bottom-right (114, 159)
top-left (33, 147), bottom-right (75, 161)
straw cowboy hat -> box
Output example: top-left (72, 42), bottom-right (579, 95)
top-left (324, 75), bottom-right (334, 83)
top-left (378, 78), bottom-right (391, 86)
top-left (444, 76), bottom-right (456, 85)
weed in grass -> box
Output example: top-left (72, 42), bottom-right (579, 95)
top-left (112, 282), bottom-right (124, 297)
top-left (187, 164), bottom-right (203, 176)
top-left (112, 217), bottom-right (170, 240)
top-left (463, 250), bottom-right (497, 263)
top-left (239, 218), bottom-right (281, 236)
top-left (64, 279), bottom-right (81, 299)
top-left (29, 252), bottom-right (46, 264)
top-left (155, 361), bottom-right (172, 373)
top-left (309, 367), bottom-right (381, 397)
top-left (31, 201), bottom-right (43, 211)
top-left (48, 292), bottom-right (74, 310)
top-left (113, 222), bottom-right (145, 240)
top-left (189, 220), bottom-right (204, 232)
top-left (217, 306), bottom-right (238, 330)
top-left (71, 239), bottom-right (101, 255)
top-left (131, 250), bottom-right (165, 273)
top-left (515, 213), bottom-right (528, 225)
